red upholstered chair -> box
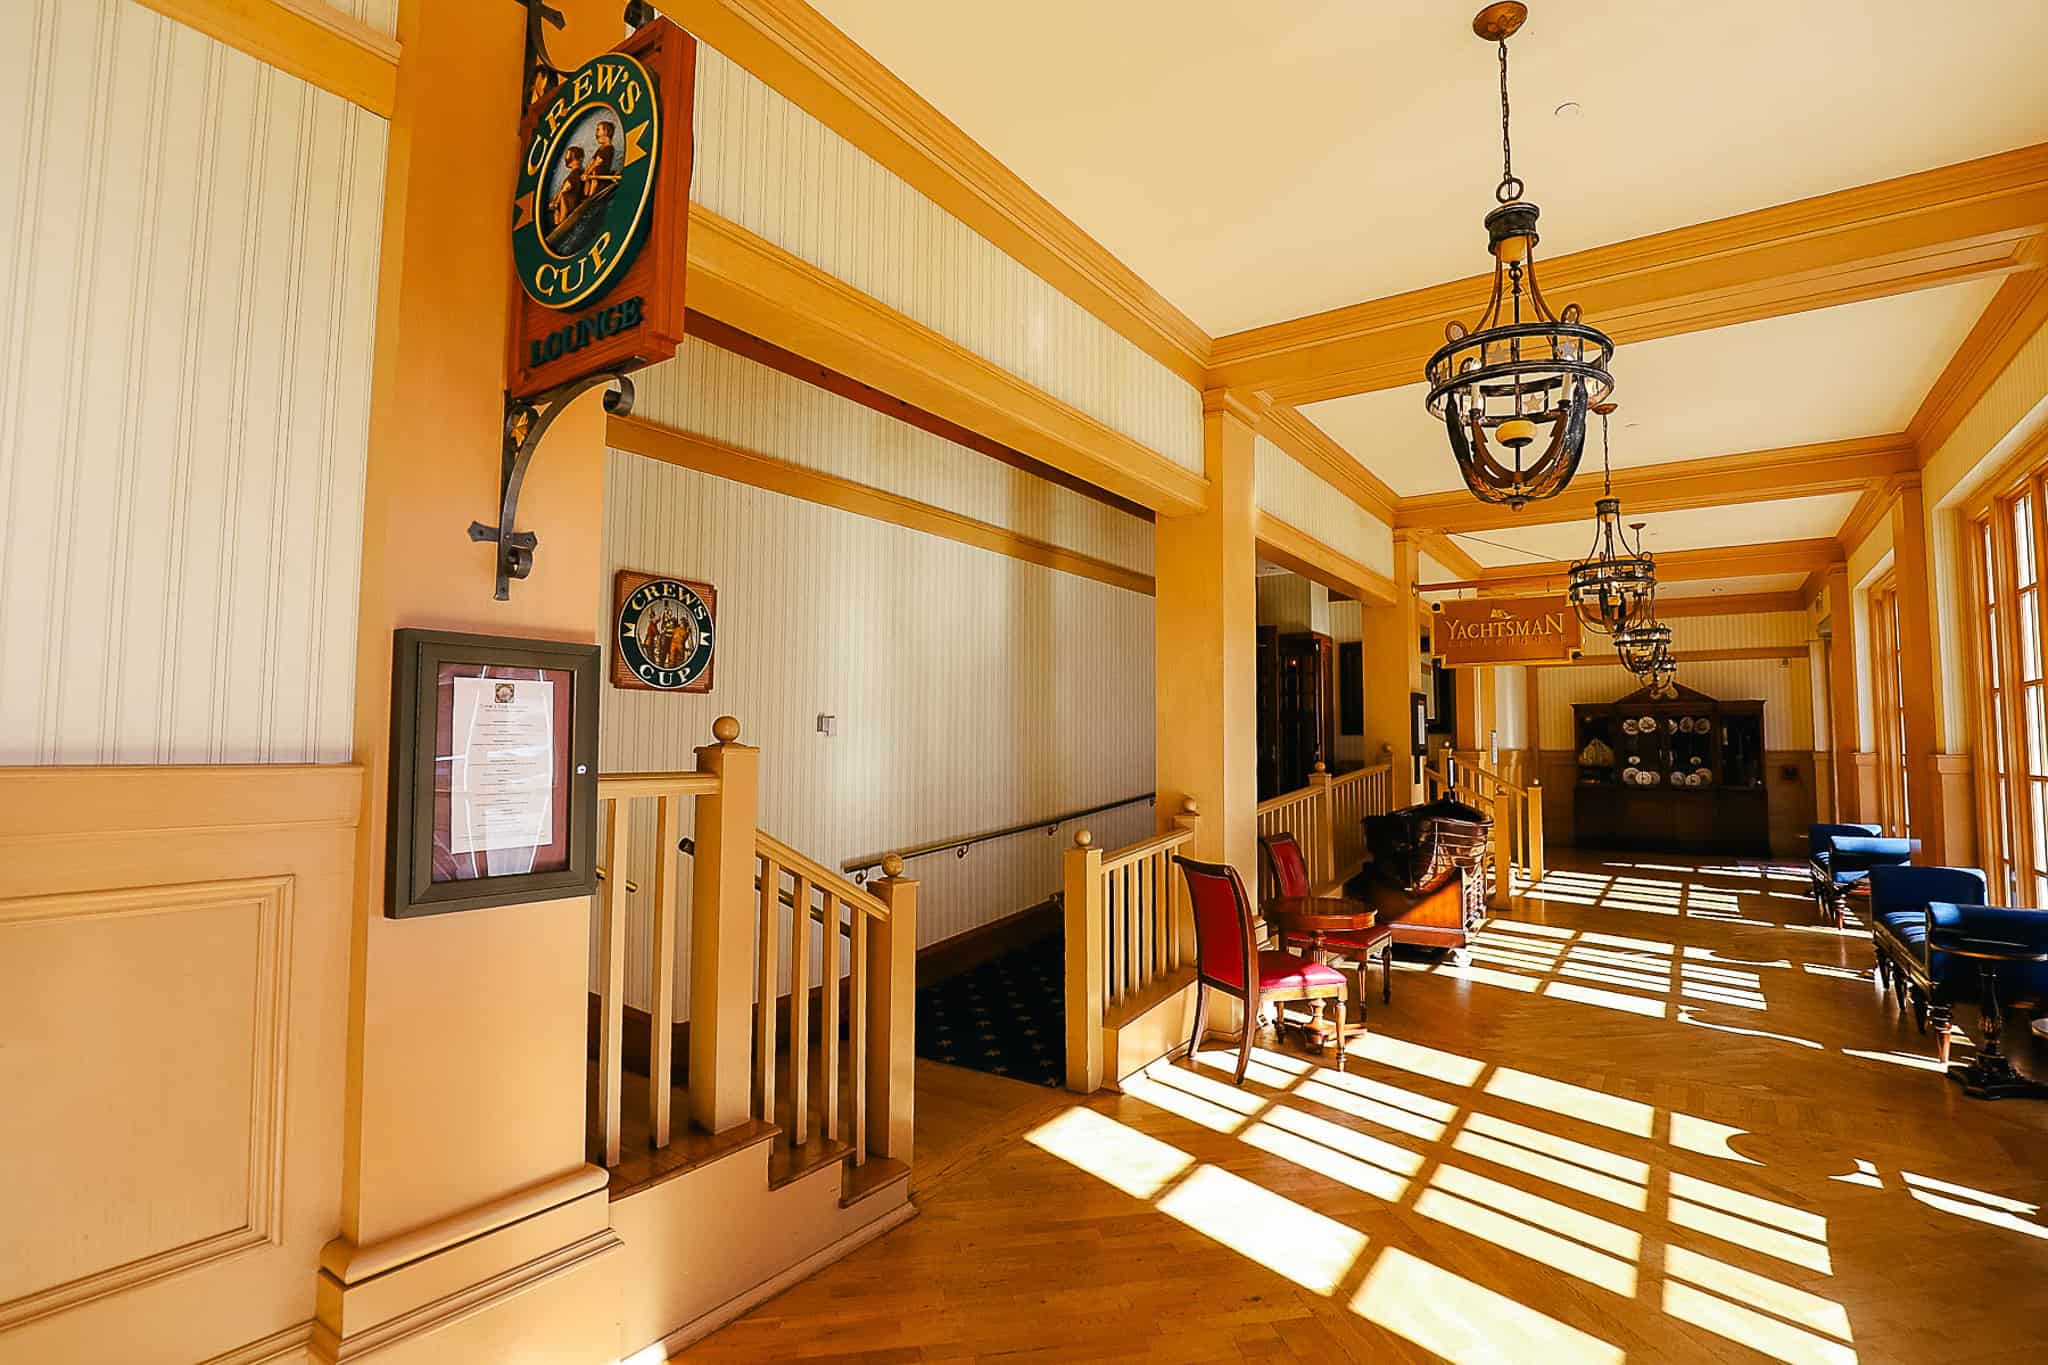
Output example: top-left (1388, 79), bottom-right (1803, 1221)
top-left (1259, 833), bottom-right (1395, 1017)
top-left (1176, 854), bottom-right (1347, 1085)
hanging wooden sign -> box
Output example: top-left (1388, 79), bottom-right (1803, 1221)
top-left (1432, 597), bottom-right (1583, 666)
top-left (506, 17), bottom-right (696, 400)
top-left (611, 569), bottom-right (718, 692)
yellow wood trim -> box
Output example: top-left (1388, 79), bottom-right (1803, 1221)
top-left (1212, 144), bottom-right (2048, 405)
top-left (609, 414), bottom-right (1156, 596)
top-left (1253, 512), bottom-right (1398, 607)
top-left (134, 0), bottom-right (399, 116)
top-left (1413, 529), bottom-right (1483, 580)
top-left (1394, 435), bottom-right (1918, 533)
top-left (1418, 537), bottom-right (1844, 594)
top-left (1255, 405), bottom-right (1398, 524)
top-left (1908, 268), bottom-right (2048, 459)
top-left (686, 204), bottom-right (1208, 518)
top-left (1962, 423), bottom-right (2048, 520)
top-left (1835, 483), bottom-right (1895, 558)
top-left (663, 0), bottom-right (1210, 385)
top-left (0, 763), bottom-right (363, 840)
top-left (1654, 592), bottom-right (1809, 619)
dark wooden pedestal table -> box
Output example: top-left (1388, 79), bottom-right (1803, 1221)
top-left (1926, 927), bottom-right (2048, 1101)
top-left (1262, 897), bottom-right (1379, 1055)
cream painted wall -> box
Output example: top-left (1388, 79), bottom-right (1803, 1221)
top-left (690, 44), bottom-right (1202, 473)
top-left (599, 448), bottom-right (1155, 1016)
top-left (0, 0), bottom-right (384, 765)
top-left (1493, 666), bottom-right (1528, 751)
top-left (635, 336), bottom-right (1151, 573)
top-left (1253, 436), bottom-right (1395, 578)
top-left (1255, 572), bottom-right (1329, 634)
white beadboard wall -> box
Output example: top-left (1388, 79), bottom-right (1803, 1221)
top-left (1539, 659), bottom-right (1815, 750)
top-left (311, 0), bottom-right (397, 37)
top-left (1254, 437), bottom-right (1395, 578)
top-left (0, 0), bottom-right (385, 765)
top-left (598, 450), bottom-right (1156, 1017)
top-left (635, 337), bottom-right (1153, 573)
top-left (688, 43), bottom-right (1202, 474)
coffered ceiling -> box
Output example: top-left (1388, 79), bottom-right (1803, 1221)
top-left (802, 0), bottom-right (2048, 594)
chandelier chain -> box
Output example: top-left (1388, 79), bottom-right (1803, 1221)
top-left (1496, 39), bottom-right (1520, 203)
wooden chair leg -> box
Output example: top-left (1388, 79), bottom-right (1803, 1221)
top-left (1334, 990), bottom-right (1347, 1073)
top-left (1932, 1003), bottom-right (1954, 1064)
top-left (1234, 991), bottom-right (1254, 1086)
top-left (1186, 981), bottom-right (1208, 1066)
top-left (1382, 945), bottom-right (1393, 1004)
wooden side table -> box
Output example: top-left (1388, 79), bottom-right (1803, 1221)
top-left (1262, 897), bottom-right (1378, 1053)
top-left (1927, 930), bottom-right (2048, 1101)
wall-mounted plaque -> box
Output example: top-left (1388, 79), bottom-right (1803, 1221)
top-left (1431, 596), bottom-right (1584, 666)
top-left (611, 569), bottom-right (717, 692)
top-left (506, 18), bottom-right (696, 400)
top-left (388, 629), bottom-right (600, 918)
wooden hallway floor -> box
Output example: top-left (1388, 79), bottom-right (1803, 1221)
top-left (677, 853), bottom-right (2048, 1364)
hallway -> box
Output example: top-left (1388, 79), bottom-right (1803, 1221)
top-left (682, 854), bottom-right (2048, 1364)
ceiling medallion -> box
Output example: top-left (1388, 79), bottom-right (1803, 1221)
top-left (1566, 403), bottom-right (1656, 636)
top-left (1426, 2), bottom-right (1615, 509)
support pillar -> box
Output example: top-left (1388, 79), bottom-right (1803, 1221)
top-left (1892, 482), bottom-right (1955, 862)
top-left (1825, 565), bottom-right (1861, 824)
top-left (691, 718), bottom-right (760, 1134)
top-left (1362, 533), bottom-right (1425, 808)
top-left (1155, 393), bottom-right (1261, 881)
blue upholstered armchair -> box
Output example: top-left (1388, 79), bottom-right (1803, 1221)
top-left (1867, 864), bottom-right (1989, 1060)
top-left (1807, 823), bottom-right (1909, 924)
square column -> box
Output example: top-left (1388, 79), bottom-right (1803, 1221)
top-left (1362, 533), bottom-right (1425, 807)
top-left (1155, 393), bottom-right (1261, 880)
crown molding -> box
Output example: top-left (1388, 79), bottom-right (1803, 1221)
top-left (135, 0), bottom-right (398, 115)
top-left (664, 0), bottom-right (1211, 386)
top-left (1254, 405), bottom-right (1398, 525)
top-left (1394, 434), bottom-right (1917, 534)
top-left (1411, 529), bottom-right (1482, 581)
top-left (1211, 144), bottom-right (2048, 406)
top-left (1908, 267), bottom-right (2048, 461)
top-left (1418, 538), bottom-right (1843, 595)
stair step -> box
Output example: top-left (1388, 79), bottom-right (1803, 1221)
top-left (840, 1156), bottom-right (909, 1209)
top-left (588, 1062), bottom-right (783, 1201)
top-left (767, 1134), bottom-right (854, 1190)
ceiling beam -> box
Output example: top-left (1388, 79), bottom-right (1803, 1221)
top-left (134, 0), bottom-right (398, 115)
top-left (1210, 144), bottom-right (2048, 406)
top-left (1410, 528), bottom-right (1482, 581)
top-left (1417, 538), bottom-right (1844, 595)
top-left (1394, 434), bottom-right (1916, 534)
top-left (1655, 591), bottom-right (1807, 619)
top-left (1255, 513), bottom-right (1397, 606)
top-left (1907, 266), bottom-right (2048, 459)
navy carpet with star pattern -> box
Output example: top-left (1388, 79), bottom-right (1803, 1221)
top-left (914, 933), bottom-right (1065, 1087)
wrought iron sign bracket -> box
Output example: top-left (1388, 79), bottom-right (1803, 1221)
top-left (516, 0), bottom-right (659, 106)
top-left (468, 371), bottom-right (636, 601)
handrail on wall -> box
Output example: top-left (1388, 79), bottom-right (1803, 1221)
top-left (842, 792), bottom-right (1156, 882)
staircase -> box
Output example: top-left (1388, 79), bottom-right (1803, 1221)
top-left (586, 719), bottom-right (918, 1357)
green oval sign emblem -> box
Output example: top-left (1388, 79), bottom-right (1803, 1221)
top-left (617, 579), bottom-right (715, 690)
top-left (513, 52), bottom-right (660, 310)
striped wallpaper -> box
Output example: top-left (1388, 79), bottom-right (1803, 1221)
top-left (689, 43), bottom-right (1203, 474)
top-left (598, 448), bottom-right (1156, 1016)
top-left (312, 0), bottom-right (398, 37)
top-left (1539, 658), bottom-right (1815, 751)
top-left (1254, 436), bottom-right (1395, 578)
top-left (634, 337), bottom-right (1154, 573)
top-left (0, 0), bottom-right (386, 764)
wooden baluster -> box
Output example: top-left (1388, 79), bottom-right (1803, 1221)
top-left (648, 793), bottom-right (683, 1149)
top-left (1528, 782), bottom-right (1546, 883)
top-left (1152, 850), bottom-right (1167, 980)
top-left (595, 797), bottom-right (630, 1168)
top-left (789, 874), bottom-right (811, 1145)
top-left (1125, 863), bottom-right (1140, 992)
top-left (1171, 798), bottom-right (1200, 967)
top-left (822, 892), bottom-right (842, 1150)
top-left (850, 903), bottom-right (868, 1165)
top-left (755, 856), bottom-right (781, 1124)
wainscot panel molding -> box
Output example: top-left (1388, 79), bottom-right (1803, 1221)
top-left (0, 763), bottom-right (359, 1365)
top-left (597, 450), bottom-right (1155, 1017)
top-left (1254, 436), bottom-right (1395, 580)
top-left (689, 42), bottom-right (1203, 474)
top-left (633, 336), bottom-right (1154, 575)
top-left (0, 0), bottom-right (385, 766)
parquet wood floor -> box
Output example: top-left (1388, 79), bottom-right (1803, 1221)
top-left (679, 853), bottom-right (2048, 1364)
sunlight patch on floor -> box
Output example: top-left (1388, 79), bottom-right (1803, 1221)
top-left (1352, 1246), bottom-right (1627, 1365)
top-left (1023, 1107), bottom-right (1190, 1197)
top-left (1156, 1164), bottom-right (1367, 1294)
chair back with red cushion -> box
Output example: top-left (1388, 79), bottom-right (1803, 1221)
top-left (1176, 855), bottom-right (1260, 997)
top-left (1260, 832), bottom-right (1311, 901)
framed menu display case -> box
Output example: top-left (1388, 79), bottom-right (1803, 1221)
top-left (1571, 682), bottom-right (1767, 855)
top-left (387, 629), bottom-right (601, 917)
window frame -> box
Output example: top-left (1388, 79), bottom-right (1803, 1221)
top-left (1965, 450), bottom-right (2048, 908)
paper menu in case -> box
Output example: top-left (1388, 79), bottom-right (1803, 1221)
top-left (448, 677), bottom-right (556, 855)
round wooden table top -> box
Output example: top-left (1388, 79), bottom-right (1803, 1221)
top-left (1262, 897), bottom-right (1378, 933)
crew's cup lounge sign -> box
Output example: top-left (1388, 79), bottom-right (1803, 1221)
top-left (1433, 597), bottom-right (1583, 665)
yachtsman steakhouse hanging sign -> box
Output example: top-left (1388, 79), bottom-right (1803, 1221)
top-left (1432, 596), bottom-right (1584, 666)
top-left (507, 17), bottom-right (696, 399)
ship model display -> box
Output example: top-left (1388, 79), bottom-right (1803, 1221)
top-left (1346, 795), bottom-right (1493, 951)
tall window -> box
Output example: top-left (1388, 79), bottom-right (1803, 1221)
top-left (1869, 577), bottom-right (1910, 839)
top-left (1969, 471), bottom-right (2048, 907)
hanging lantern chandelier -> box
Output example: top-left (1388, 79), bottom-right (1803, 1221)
top-left (1567, 403), bottom-right (1656, 636)
top-left (1425, 3), bottom-right (1615, 509)
top-left (1616, 615), bottom-right (1674, 680)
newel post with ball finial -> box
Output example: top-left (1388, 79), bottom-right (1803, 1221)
top-left (689, 715), bottom-right (758, 1134)
top-left (1062, 828), bottom-right (1106, 1093)
top-left (866, 852), bottom-right (919, 1161)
